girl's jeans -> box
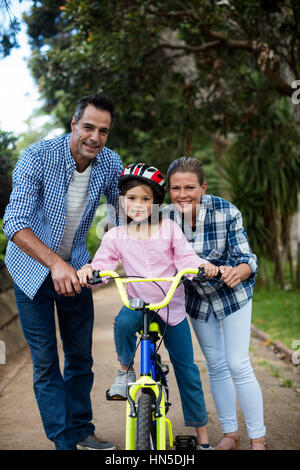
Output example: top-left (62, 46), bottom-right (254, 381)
top-left (190, 300), bottom-right (266, 439)
top-left (114, 306), bottom-right (208, 428)
top-left (14, 274), bottom-right (95, 450)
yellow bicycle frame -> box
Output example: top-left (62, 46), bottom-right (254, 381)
top-left (96, 267), bottom-right (199, 450)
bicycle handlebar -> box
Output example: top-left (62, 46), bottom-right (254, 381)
top-left (88, 267), bottom-right (223, 311)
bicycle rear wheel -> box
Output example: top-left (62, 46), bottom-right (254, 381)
top-left (136, 393), bottom-right (154, 450)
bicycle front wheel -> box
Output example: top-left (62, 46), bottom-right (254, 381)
top-left (136, 393), bottom-right (154, 450)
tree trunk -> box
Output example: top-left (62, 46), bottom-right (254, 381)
top-left (273, 209), bottom-right (285, 288)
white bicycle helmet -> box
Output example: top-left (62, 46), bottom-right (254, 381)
top-left (119, 163), bottom-right (166, 204)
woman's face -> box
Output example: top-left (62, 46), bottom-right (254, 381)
top-left (169, 171), bottom-right (207, 222)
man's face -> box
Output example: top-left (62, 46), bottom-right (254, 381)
top-left (70, 104), bottom-right (112, 170)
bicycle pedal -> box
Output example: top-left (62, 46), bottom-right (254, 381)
top-left (175, 435), bottom-right (197, 450)
top-left (106, 389), bottom-right (127, 401)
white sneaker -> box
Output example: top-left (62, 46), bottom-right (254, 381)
top-left (108, 370), bottom-right (136, 398)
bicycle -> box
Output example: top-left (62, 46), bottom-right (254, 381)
top-left (89, 266), bottom-right (220, 450)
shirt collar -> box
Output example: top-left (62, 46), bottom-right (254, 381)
top-left (167, 194), bottom-right (211, 225)
top-left (65, 133), bottom-right (76, 171)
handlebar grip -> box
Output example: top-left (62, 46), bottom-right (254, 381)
top-left (194, 267), bottom-right (207, 281)
top-left (193, 267), bottom-right (222, 282)
top-left (88, 270), bottom-right (103, 285)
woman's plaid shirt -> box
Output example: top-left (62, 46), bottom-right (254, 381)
top-left (162, 197), bottom-right (257, 322)
top-left (3, 134), bottom-right (123, 299)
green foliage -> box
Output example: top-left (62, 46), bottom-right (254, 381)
top-left (21, 0), bottom-right (300, 287)
top-left (23, 0), bottom-right (300, 158)
top-left (220, 96), bottom-right (300, 286)
top-left (0, 129), bottom-right (17, 217)
top-left (0, 0), bottom-right (21, 58)
top-left (252, 287), bottom-right (300, 348)
top-left (16, 110), bottom-right (64, 154)
top-left (0, 219), bottom-right (8, 264)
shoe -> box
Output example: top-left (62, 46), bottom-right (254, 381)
top-left (196, 443), bottom-right (215, 450)
top-left (108, 370), bottom-right (136, 399)
top-left (77, 434), bottom-right (116, 450)
top-left (216, 432), bottom-right (240, 450)
top-left (250, 436), bottom-right (266, 450)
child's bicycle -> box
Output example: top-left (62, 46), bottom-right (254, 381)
top-left (89, 266), bottom-right (221, 450)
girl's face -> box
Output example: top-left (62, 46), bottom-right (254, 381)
top-left (169, 171), bottom-right (207, 222)
top-left (123, 184), bottom-right (154, 223)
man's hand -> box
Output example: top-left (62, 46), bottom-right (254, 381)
top-left (12, 228), bottom-right (82, 297)
top-left (50, 257), bottom-right (82, 296)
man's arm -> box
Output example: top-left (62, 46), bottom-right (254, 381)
top-left (13, 228), bottom-right (81, 297)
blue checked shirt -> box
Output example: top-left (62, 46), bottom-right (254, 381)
top-left (162, 196), bottom-right (257, 322)
top-left (3, 133), bottom-right (123, 299)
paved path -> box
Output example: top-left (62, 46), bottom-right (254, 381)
top-left (0, 283), bottom-right (299, 450)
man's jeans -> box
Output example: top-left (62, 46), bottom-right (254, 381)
top-left (14, 274), bottom-right (95, 450)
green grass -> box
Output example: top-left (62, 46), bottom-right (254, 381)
top-left (252, 287), bottom-right (300, 349)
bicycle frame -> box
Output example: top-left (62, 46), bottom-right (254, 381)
top-left (91, 267), bottom-right (199, 450)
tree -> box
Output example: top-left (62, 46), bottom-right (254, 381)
top-left (23, 0), bottom-right (300, 286)
top-left (220, 95), bottom-right (300, 287)
top-left (0, 0), bottom-right (22, 58)
top-left (0, 129), bottom-right (17, 217)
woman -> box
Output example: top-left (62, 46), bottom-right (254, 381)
top-left (163, 156), bottom-right (266, 450)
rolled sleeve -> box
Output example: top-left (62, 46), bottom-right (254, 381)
top-left (3, 149), bottom-right (43, 240)
top-left (228, 210), bottom-right (258, 275)
top-left (238, 253), bottom-right (258, 276)
top-left (2, 217), bottom-right (31, 241)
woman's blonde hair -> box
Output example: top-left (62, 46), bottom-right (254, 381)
top-left (167, 157), bottom-right (205, 186)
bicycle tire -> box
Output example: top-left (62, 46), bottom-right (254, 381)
top-left (136, 393), bottom-right (154, 450)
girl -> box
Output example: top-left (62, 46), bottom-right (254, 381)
top-left (77, 163), bottom-right (218, 449)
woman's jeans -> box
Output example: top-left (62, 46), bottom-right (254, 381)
top-left (190, 300), bottom-right (266, 439)
top-left (14, 274), bottom-right (95, 450)
top-left (114, 306), bottom-right (208, 428)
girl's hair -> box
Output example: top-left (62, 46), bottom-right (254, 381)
top-left (167, 156), bottom-right (205, 186)
top-left (120, 178), bottom-right (161, 204)
top-left (120, 179), bottom-right (162, 225)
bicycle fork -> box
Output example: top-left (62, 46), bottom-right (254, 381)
top-left (125, 307), bottom-right (173, 450)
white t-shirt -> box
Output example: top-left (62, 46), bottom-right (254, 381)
top-left (58, 164), bottom-right (92, 261)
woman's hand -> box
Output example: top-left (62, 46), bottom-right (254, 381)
top-left (219, 266), bottom-right (241, 288)
top-left (77, 264), bottom-right (94, 286)
top-left (200, 263), bottom-right (219, 278)
top-left (219, 263), bottom-right (252, 288)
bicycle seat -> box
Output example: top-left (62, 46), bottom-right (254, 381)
top-left (149, 322), bottom-right (161, 335)
top-left (139, 322), bottom-right (161, 337)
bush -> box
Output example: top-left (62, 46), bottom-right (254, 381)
top-left (0, 219), bottom-right (8, 267)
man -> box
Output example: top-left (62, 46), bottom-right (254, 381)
top-left (3, 94), bottom-right (123, 450)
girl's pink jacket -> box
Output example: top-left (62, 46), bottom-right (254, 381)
top-left (91, 218), bottom-right (207, 325)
